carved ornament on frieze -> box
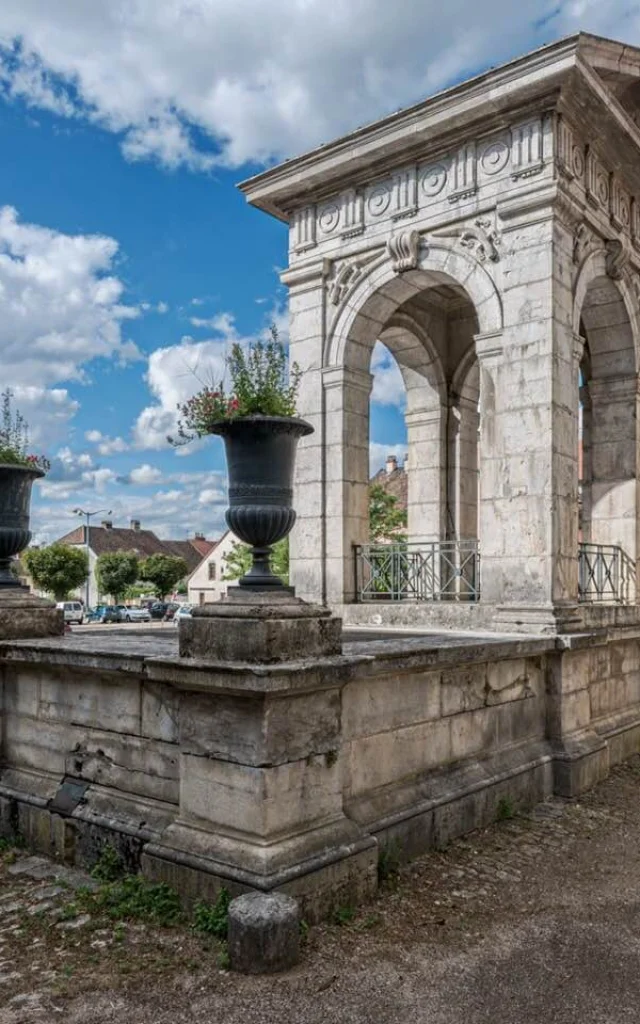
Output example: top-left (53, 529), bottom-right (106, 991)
top-left (326, 249), bottom-right (384, 307)
top-left (433, 217), bottom-right (501, 263)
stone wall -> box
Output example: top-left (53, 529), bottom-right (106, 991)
top-left (2, 629), bottom-right (640, 918)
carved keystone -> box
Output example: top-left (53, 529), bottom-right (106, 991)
top-left (387, 229), bottom-right (421, 272)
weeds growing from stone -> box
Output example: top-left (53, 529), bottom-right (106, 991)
top-left (192, 888), bottom-right (231, 939)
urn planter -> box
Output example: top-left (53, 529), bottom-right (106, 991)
top-left (211, 415), bottom-right (313, 589)
top-left (0, 463), bottom-right (44, 588)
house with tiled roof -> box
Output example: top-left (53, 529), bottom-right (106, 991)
top-left (49, 518), bottom-right (216, 606)
top-left (370, 454), bottom-right (408, 511)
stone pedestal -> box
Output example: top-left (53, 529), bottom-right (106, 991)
top-left (179, 587), bottom-right (343, 662)
top-left (0, 588), bottom-right (63, 641)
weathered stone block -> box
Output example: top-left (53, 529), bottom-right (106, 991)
top-left (180, 752), bottom-right (342, 837)
top-left (343, 670), bottom-right (441, 738)
top-left (441, 665), bottom-right (486, 717)
top-left (179, 689), bottom-right (340, 766)
top-left (228, 893), bottom-right (300, 974)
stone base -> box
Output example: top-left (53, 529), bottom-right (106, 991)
top-left (493, 602), bottom-right (584, 635)
top-left (0, 588), bottom-right (63, 641)
top-left (179, 587), bottom-right (342, 663)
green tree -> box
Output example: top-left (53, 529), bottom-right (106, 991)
top-left (24, 544), bottom-right (89, 601)
top-left (223, 539), bottom-right (290, 585)
top-left (369, 483), bottom-right (407, 542)
top-left (95, 552), bottom-right (139, 604)
top-left (139, 554), bottom-right (189, 600)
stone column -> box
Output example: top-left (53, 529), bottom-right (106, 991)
top-left (480, 208), bottom-right (580, 631)
top-left (281, 260), bottom-right (328, 605)
top-left (447, 392), bottom-right (479, 543)
top-left (405, 406), bottom-right (445, 544)
top-left (323, 366), bottom-right (372, 606)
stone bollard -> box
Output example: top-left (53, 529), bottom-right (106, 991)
top-left (227, 892), bottom-right (300, 974)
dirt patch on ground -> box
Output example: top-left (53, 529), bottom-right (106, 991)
top-left (3, 759), bottom-right (640, 1023)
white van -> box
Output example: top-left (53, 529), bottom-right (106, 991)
top-left (56, 601), bottom-right (84, 625)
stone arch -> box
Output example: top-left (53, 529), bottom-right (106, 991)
top-left (572, 249), bottom-right (640, 370)
top-left (574, 251), bottom-right (639, 601)
top-left (326, 242), bottom-right (503, 371)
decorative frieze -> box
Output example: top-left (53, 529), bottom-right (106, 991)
top-left (631, 198), bottom-right (640, 253)
top-left (611, 179), bottom-right (632, 233)
top-left (479, 135), bottom-right (510, 177)
top-left (511, 119), bottom-right (544, 179)
top-left (449, 142), bottom-right (477, 202)
top-left (292, 206), bottom-right (316, 252)
top-left (586, 150), bottom-right (610, 211)
top-left (391, 166), bottom-right (418, 220)
top-left (340, 189), bottom-right (364, 239)
top-left (556, 118), bottom-right (584, 183)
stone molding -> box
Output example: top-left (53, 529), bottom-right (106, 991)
top-left (321, 365), bottom-right (374, 394)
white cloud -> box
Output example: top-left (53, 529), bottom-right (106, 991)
top-left (371, 342), bottom-right (406, 409)
top-left (0, 206), bottom-right (140, 391)
top-left (128, 464), bottom-right (163, 486)
top-left (1, 2), bottom-right (633, 171)
top-left (84, 430), bottom-right (129, 455)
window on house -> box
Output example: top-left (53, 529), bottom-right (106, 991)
top-left (208, 563), bottom-right (216, 581)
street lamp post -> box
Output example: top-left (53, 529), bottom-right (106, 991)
top-left (72, 508), bottom-right (111, 609)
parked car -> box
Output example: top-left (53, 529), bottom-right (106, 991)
top-left (87, 605), bottom-right (119, 624)
top-left (114, 604), bottom-right (151, 623)
top-left (56, 601), bottom-right (84, 625)
top-left (173, 604), bottom-right (193, 625)
top-left (149, 602), bottom-right (169, 620)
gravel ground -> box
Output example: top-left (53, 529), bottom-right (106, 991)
top-left (3, 758), bottom-right (640, 1023)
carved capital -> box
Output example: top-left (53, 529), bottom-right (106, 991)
top-left (387, 230), bottom-right (421, 273)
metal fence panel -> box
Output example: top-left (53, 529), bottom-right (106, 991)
top-left (355, 540), bottom-right (480, 603)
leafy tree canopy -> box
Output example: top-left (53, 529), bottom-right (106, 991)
top-left (223, 538), bottom-right (289, 585)
top-left (369, 483), bottom-right (407, 542)
top-left (139, 554), bottom-right (189, 600)
top-left (24, 544), bottom-right (89, 602)
top-left (95, 551), bottom-right (139, 604)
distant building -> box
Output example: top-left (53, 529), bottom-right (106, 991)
top-left (370, 454), bottom-right (408, 511)
top-left (43, 518), bottom-right (215, 605)
top-left (187, 530), bottom-right (239, 605)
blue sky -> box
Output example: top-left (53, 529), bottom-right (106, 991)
top-left (0, 0), bottom-right (635, 543)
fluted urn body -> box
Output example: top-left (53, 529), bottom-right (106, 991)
top-left (0, 464), bottom-right (44, 588)
top-left (211, 415), bottom-right (313, 588)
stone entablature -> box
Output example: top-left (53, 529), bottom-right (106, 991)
top-left (290, 116), bottom-right (551, 258)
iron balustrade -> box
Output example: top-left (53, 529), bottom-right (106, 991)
top-left (578, 542), bottom-right (635, 603)
top-left (355, 540), bottom-right (480, 602)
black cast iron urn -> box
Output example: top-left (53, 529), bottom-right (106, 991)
top-left (211, 415), bottom-right (313, 588)
top-left (0, 464), bottom-right (44, 588)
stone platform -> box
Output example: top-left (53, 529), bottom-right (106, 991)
top-left (1, 622), bottom-right (640, 920)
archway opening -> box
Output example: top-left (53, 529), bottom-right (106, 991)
top-left (351, 271), bottom-right (482, 602)
top-left (578, 276), bottom-right (637, 602)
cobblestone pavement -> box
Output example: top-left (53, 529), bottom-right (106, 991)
top-left (3, 759), bottom-right (640, 1023)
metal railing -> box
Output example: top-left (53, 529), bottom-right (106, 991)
top-left (578, 542), bottom-right (635, 603)
top-left (355, 540), bottom-right (480, 603)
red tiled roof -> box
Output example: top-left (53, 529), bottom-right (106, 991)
top-left (370, 466), bottom-right (408, 510)
top-left (54, 525), bottom-right (217, 573)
